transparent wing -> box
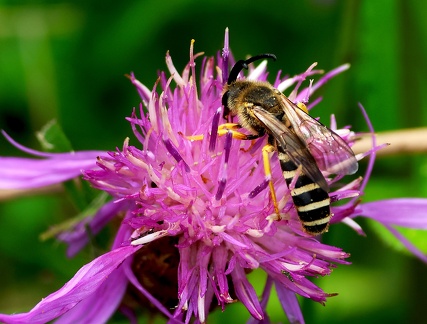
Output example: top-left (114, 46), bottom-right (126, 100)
top-left (251, 106), bottom-right (329, 192)
top-left (280, 95), bottom-right (358, 175)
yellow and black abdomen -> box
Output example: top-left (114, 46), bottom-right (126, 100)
top-left (278, 148), bottom-right (331, 235)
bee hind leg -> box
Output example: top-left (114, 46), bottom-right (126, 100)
top-left (262, 144), bottom-right (281, 217)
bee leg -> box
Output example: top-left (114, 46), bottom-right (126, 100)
top-left (262, 144), bottom-right (280, 216)
top-left (217, 123), bottom-right (264, 141)
top-left (296, 102), bottom-right (309, 114)
top-left (185, 133), bottom-right (205, 141)
top-left (185, 123), bottom-right (261, 141)
top-left (185, 123), bottom-right (239, 141)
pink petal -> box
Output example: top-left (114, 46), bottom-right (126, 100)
top-left (0, 245), bottom-right (140, 324)
top-left (275, 284), bottom-right (305, 324)
top-left (381, 223), bottom-right (427, 264)
top-left (231, 265), bottom-right (264, 321)
top-left (0, 131), bottom-right (102, 189)
top-left (0, 155), bottom-right (100, 189)
top-left (55, 259), bottom-right (130, 324)
top-left (359, 198), bottom-right (427, 229)
top-left (58, 200), bottom-right (130, 257)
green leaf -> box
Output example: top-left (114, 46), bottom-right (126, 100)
top-left (40, 191), bottom-right (110, 241)
top-left (62, 178), bottom-right (97, 212)
top-left (36, 119), bottom-right (73, 152)
top-left (35, 120), bottom-right (97, 210)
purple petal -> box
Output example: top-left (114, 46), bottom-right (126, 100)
top-left (308, 64), bottom-right (350, 94)
top-left (0, 131), bottom-right (103, 189)
top-left (55, 259), bottom-right (130, 324)
top-left (209, 106), bottom-right (222, 152)
top-left (231, 265), bottom-right (264, 320)
top-left (221, 27), bottom-right (230, 83)
top-left (0, 245), bottom-right (140, 324)
top-left (354, 103), bottom-right (377, 195)
top-left (246, 277), bottom-right (273, 324)
top-left (359, 198), bottom-right (427, 229)
top-left (58, 200), bottom-right (130, 257)
top-left (55, 210), bottom-right (138, 323)
top-left (163, 138), bottom-right (190, 172)
top-left (381, 223), bottom-right (427, 264)
top-left (124, 262), bottom-right (181, 323)
top-left (128, 72), bottom-right (152, 103)
top-left (275, 284), bottom-right (305, 324)
top-left (0, 153), bottom-right (102, 189)
top-left (1, 130), bottom-right (103, 159)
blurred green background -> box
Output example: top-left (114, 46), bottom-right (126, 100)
top-left (1, 0), bottom-right (426, 323)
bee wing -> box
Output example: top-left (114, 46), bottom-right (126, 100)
top-left (251, 106), bottom-right (329, 192)
top-left (280, 95), bottom-right (358, 175)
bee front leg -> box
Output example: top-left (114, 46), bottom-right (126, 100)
top-left (185, 123), bottom-right (262, 141)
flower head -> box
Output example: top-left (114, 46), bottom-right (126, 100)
top-left (82, 35), bottom-right (355, 321)
top-left (1, 29), bottom-right (427, 324)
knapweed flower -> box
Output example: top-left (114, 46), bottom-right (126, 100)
top-left (1, 29), bottom-right (427, 324)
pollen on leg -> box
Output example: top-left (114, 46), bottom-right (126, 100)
top-left (262, 144), bottom-right (280, 216)
top-left (186, 134), bottom-right (205, 141)
top-left (185, 122), bottom-right (259, 142)
top-left (297, 102), bottom-right (309, 114)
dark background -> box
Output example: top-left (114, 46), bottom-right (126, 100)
top-left (1, 1), bottom-right (426, 323)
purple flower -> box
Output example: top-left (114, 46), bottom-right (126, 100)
top-left (1, 29), bottom-right (427, 323)
top-left (0, 130), bottom-right (103, 190)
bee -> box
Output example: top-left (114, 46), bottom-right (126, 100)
top-left (222, 54), bottom-right (358, 235)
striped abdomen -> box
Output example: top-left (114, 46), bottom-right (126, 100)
top-left (278, 148), bottom-right (331, 235)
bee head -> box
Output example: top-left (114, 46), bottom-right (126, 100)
top-left (222, 53), bottom-right (277, 118)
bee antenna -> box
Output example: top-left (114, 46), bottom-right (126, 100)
top-left (227, 53), bottom-right (277, 85)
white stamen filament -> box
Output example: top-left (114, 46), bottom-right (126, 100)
top-left (131, 229), bottom-right (168, 245)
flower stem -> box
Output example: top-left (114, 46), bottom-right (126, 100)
top-left (352, 127), bottom-right (427, 156)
